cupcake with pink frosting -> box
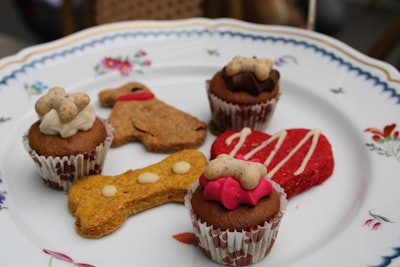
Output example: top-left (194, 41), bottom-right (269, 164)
top-left (23, 87), bottom-right (114, 191)
top-left (184, 154), bottom-right (287, 266)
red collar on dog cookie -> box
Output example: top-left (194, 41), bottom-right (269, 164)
top-left (117, 92), bottom-right (155, 101)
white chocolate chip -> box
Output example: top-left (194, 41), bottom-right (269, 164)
top-left (172, 161), bottom-right (191, 174)
top-left (101, 185), bottom-right (117, 197)
top-left (138, 172), bottom-right (160, 184)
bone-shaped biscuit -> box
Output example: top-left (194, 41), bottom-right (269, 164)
top-left (204, 154), bottom-right (267, 190)
top-left (98, 82), bottom-right (207, 152)
top-left (68, 149), bottom-right (207, 238)
top-left (35, 87), bottom-right (90, 122)
top-left (225, 56), bottom-right (273, 81)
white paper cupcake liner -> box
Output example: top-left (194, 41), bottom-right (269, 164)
top-left (23, 118), bottom-right (114, 191)
top-left (207, 82), bottom-right (280, 132)
top-left (184, 180), bottom-right (287, 266)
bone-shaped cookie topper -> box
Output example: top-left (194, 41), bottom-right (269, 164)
top-left (225, 56), bottom-right (273, 81)
top-left (68, 149), bottom-right (207, 238)
top-left (35, 87), bottom-right (90, 123)
top-left (204, 154), bottom-right (267, 190)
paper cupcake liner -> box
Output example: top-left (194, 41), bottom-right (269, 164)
top-left (207, 83), bottom-right (280, 132)
top-left (184, 180), bottom-right (287, 266)
top-left (23, 118), bottom-right (114, 191)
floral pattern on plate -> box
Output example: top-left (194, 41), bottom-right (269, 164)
top-left (172, 232), bottom-right (197, 245)
top-left (365, 123), bottom-right (400, 160)
top-left (0, 174), bottom-right (7, 211)
top-left (43, 249), bottom-right (95, 267)
top-left (363, 210), bottom-right (393, 231)
top-left (274, 54), bottom-right (298, 67)
top-left (94, 50), bottom-right (151, 76)
top-left (0, 117), bottom-right (11, 124)
top-left (206, 48), bottom-right (220, 56)
top-left (24, 80), bottom-right (49, 98)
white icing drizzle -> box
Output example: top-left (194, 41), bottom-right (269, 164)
top-left (227, 127), bottom-right (252, 157)
top-left (244, 130), bottom-right (287, 165)
top-left (225, 128), bottom-right (322, 178)
top-left (293, 128), bottom-right (321, 175)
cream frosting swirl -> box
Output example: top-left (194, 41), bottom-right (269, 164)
top-left (39, 105), bottom-right (96, 138)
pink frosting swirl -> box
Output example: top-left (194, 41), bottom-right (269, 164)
top-left (199, 174), bottom-right (273, 210)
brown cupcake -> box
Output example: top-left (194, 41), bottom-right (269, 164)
top-left (207, 56), bottom-right (281, 133)
top-left (23, 87), bottom-right (114, 191)
top-left (28, 117), bottom-right (107, 157)
top-left (184, 154), bottom-right (287, 266)
top-left (190, 185), bottom-right (281, 231)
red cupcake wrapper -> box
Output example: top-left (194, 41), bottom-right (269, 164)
top-left (184, 180), bottom-right (287, 266)
top-left (23, 118), bottom-right (114, 191)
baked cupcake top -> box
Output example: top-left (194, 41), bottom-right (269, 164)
top-left (191, 154), bottom-right (281, 231)
top-left (28, 87), bottom-right (107, 157)
top-left (208, 56), bottom-right (280, 105)
top-left (200, 154), bottom-right (274, 210)
top-left (34, 87), bottom-right (96, 138)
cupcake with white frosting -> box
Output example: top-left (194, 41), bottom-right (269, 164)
top-left (23, 87), bottom-right (114, 190)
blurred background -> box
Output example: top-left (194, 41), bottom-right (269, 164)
top-left (0, 0), bottom-right (399, 69)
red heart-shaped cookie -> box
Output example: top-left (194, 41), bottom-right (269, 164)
top-left (210, 128), bottom-right (334, 198)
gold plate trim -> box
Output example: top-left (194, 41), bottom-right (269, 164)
top-left (0, 19), bottom-right (399, 84)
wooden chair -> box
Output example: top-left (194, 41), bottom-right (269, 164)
top-left (60, 0), bottom-right (305, 36)
top-left (60, 0), bottom-right (245, 36)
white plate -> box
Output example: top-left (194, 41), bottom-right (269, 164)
top-left (0, 18), bottom-right (399, 267)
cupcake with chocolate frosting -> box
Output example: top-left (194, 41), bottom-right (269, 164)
top-left (185, 154), bottom-right (287, 266)
top-left (23, 87), bottom-right (114, 190)
top-left (207, 56), bottom-right (280, 133)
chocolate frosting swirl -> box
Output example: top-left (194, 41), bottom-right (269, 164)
top-left (222, 68), bottom-right (280, 96)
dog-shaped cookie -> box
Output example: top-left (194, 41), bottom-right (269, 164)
top-left (98, 82), bottom-right (207, 152)
top-left (68, 149), bottom-right (207, 238)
